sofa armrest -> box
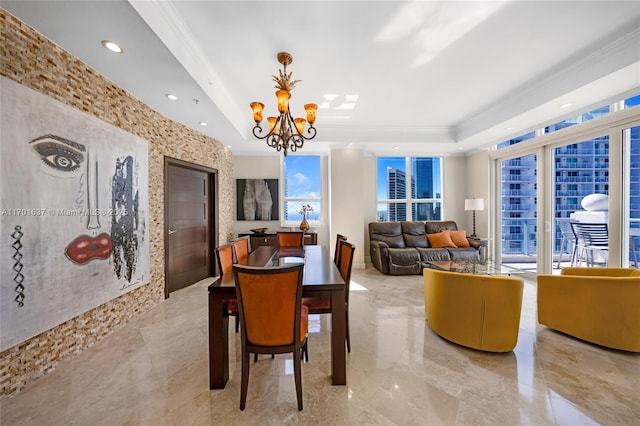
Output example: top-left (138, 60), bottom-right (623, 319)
top-left (370, 240), bottom-right (390, 274)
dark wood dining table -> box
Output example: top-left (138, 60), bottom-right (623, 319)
top-left (208, 245), bottom-right (346, 389)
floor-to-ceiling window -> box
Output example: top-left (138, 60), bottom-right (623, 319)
top-left (492, 94), bottom-right (639, 274)
top-left (376, 157), bottom-right (442, 222)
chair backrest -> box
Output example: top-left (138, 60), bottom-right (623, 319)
top-left (556, 218), bottom-right (576, 243)
top-left (233, 236), bottom-right (251, 263)
top-left (337, 241), bottom-right (356, 304)
top-left (277, 231), bottom-right (304, 247)
top-left (215, 242), bottom-right (235, 277)
top-left (334, 234), bottom-right (347, 267)
top-left (571, 222), bottom-right (608, 247)
top-left (233, 264), bottom-right (304, 347)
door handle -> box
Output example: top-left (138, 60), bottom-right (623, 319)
top-left (168, 229), bottom-right (178, 235)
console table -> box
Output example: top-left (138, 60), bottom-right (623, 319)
top-left (238, 232), bottom-right (317, 248)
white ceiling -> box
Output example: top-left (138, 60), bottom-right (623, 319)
top-left (3, 1), bottom-right (640, 157)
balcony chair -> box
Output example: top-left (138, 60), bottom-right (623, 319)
top-left (215, 243), bottom-right (240, 333)
top-left (233, 263), bottom-right (308, 411)
top-left (302, 240), bottom-right (355, 353)
top-left (570, 222), bottom-right (608, 266)
top-left (556, 218), bottom-right (578, 268)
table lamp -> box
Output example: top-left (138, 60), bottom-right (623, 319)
top-left (464, 198), bottom-right (484, 238)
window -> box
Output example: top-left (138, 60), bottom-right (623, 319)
top-left (281, 155), bottom-right (322, 227)
top-left (376, 157), bottom-right (442, 221)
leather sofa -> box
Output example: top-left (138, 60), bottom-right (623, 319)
top-left (369, 221), bottom-right (481, 275)
top-left (537, 267), bottom-right (640, 352)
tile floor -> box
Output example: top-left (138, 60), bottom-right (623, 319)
top-left (1, 267), bottom-right (639, 425)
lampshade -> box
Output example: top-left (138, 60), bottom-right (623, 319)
top-left (464, 198), bottom-right (485, 211)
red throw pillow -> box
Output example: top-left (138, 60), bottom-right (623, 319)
top-left (427, 230), bottom-right (456, 248)
top-left (450, 230), bottom-right (470, 247)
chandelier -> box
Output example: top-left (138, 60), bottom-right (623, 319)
top-left (249, 52), bottom-right (318, 156)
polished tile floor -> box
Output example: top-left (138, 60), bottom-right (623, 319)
top-left (2, 267), bottom-right (639, 425)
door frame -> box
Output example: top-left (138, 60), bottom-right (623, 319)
top-left (164, 156), bottom-right (219, 298)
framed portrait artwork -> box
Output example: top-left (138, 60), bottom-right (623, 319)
top-left (236, 179), bottom-right (279, 220)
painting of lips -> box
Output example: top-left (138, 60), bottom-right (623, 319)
top-left (65, 233), bottom-right (114, 264)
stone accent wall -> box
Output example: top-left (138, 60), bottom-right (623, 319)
top-left (0, 10), bottom-right (234, 397)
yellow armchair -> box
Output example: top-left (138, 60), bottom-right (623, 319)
top-left (537, 267), bottom-right (640, 352)
top-left (423, 268), bottom-right (524, 352)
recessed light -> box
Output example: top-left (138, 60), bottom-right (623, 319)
top-left (505, 126), bottom-right (513, 131)
top-left (561, 103), bottom-right (573, 108)
top-left (394, 146), bottom-right (399, 150)
top-left (101, 40), bottom-right (123, 53)
top-left (166, 94), bottom-right (178, 101)
top-left (199, 122), bottom-right (208, 126)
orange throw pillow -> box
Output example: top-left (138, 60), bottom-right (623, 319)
top-left (450, 230), bottom-right (470, 247)
top-left (427, 230), bottom-right (456, 248)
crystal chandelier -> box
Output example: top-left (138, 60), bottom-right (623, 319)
top-left (249, 52), bottom-right (318, 156)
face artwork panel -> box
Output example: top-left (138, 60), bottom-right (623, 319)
top-left (0, 77), bottom-right (150, 351)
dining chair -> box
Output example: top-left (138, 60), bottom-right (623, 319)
top-left (302, 240), bottom-right (355, 354)
top-left (334, 234), bottom-right (347, 268)
top-left (277, 231), bottom-right (304, 247)
top-left (233, 263), bottom-right (308, 411)
top-left (215, 243), bottom-right (240, 333)
top-left (570, 222), bottom-right (608, 266)
top-left (233, 235), bottom-right (251, 262)
top-left (556, 218), bottom-right (578, 268)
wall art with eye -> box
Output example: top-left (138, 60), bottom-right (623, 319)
top-left (0, 77), bottom-right (150, 352)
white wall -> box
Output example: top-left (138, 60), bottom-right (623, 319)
top-left (465, 151), bottom-right (491, 239)
top-left (330, 149), bottom-right (366, 268)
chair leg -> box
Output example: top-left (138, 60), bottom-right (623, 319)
top-left (346, 310), bottom-right (351, 353)
top-left (240, 349), bottom-right (250, 410)
top-left (302, 340), bottom-right (308, 362)
top-left (294, 343), bottom-right (304, 411)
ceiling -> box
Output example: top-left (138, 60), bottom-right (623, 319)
top-left (3, 1), bottom-right (640, 157)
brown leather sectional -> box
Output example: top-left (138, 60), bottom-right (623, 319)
top-left (369, 221), bottom-right (481, 275)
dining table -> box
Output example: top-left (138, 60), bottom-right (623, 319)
top-left (208, 244), bottom-right (347, 389)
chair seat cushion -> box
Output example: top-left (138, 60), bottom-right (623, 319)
top-left (302, 296), bottom-right (331, 311)
top-left (227, 299), bottom-right (238, 314)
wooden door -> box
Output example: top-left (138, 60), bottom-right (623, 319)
top-left (165, 160), bottom-right (216, 295)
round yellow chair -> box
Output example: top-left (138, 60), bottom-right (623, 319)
top-left (423, 268), bottom-right (524, 352)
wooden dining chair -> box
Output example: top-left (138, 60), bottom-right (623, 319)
top-left (277, 231), bottom-right (304, 247)
top-left (232, 235), bottom-right (251, 263)
top-left (215, 243), bottom-right (240, 333)
top-left (302, 240), bottom-right (355, 354)
top-left (233, 263), bottom-right (308, 411)
top-left (334, 234), bottom-right (348, 268)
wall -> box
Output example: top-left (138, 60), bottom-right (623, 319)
top-left (330, 149), bottom-right (366, 268)
top-left (465, 151), bottom-right (491, 239)
top-left (0, 10), bottom-right (234, 397)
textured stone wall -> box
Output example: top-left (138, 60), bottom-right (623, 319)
top-left (0, 10), bottom-right (234, 397)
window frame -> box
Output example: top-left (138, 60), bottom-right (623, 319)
top-left (280, 154), bottom-right (324, 228)
top-left (376, 156), bottom-right (443, 222)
